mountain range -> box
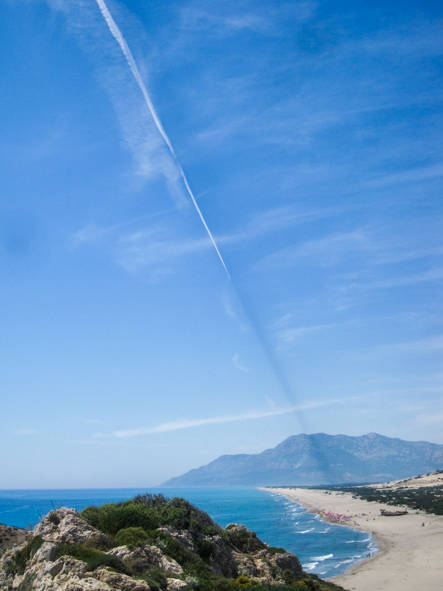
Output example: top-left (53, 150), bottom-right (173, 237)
top-left (162, 433), bottom-right (443, 487)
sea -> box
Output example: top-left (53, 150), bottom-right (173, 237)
top-left (0, 487), bottom-right (377, 579)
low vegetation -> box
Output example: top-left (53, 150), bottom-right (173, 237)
top-left (317, 481), bottom-right (443, 515)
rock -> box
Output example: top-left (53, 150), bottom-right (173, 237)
top-left (107, 544), bottom-right (183, 576)
top-left (34, 542), bottom-right (58, 563)
top-left (206, 535), bottom-right (238, 578)
top-left (92, 568), bottom-right (151, 591)
top-left (230, 548), bottom-right (303, 584)
top-left (166, 577), bottom-right (187, 590)
top-left (269, 549), bottom-right (303, 578)
top-left (55, 555), bottom-right (89, 579)
top-left (22, 556), bottom-right (109, 591)
top-left (44, 560), bottom-right (64, 577)
top-left (34, 509), bottom-right (99, 544)
top-left (156, 527), bottom-right (195, 553)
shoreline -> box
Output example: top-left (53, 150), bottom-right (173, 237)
top-left (264, 487), bottom-right (443, 591)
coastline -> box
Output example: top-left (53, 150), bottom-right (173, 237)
top-left (265, 487), bottom-right (443, 591)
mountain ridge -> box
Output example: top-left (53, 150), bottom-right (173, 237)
top-left (162, 432), bottom-right (443, 487)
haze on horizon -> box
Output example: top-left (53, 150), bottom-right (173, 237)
top-left (1, 0), bottom-right (442, 489)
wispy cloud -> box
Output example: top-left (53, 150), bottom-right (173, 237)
top-left (390, 335), bottom-right (443, 353)
top-left (15, 428), bottom-right (37, 436)
top-left (232, 353), bottom-right (250, 372)
top-left (112, 397), bottom-right (357, 438)
top-left (368, 163), bottom-right (443, 188)
top-left (180, 9), bottom-right (272, 35)
top-left (275, 323), bottom-right (343, 345)
top-left (115, 227), bottom-right (210, 273)
top-left (339, 268), bottom-right (443, 295)
top-left (72, 203), bottom-right (346, 275)
top-left (258, 229), bottom-right (370, 269)
top-left (178, 3), bottom-right (316, 37)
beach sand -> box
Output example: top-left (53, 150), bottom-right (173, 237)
top-left (266, 487), bottom-right (443, 591)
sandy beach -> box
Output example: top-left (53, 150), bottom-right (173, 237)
top-left (266, 486), bottom-right (443, 591)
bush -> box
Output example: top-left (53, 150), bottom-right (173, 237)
top-left (282, 569), bottom-right (296, 584)
top-left (234, 576), bottom-right (258, 588)
top-left (138, 566), bottom-right (169, 591)
top-left (196, 539), bottom-right (214, 562)
top-left (82, 533), bottom-right (116, 551)
top-left (225, 526), bottom-right (266, 553)
top-left (115, 526), bottom-right (150, 548)
top-left (80, 494), bottom-right (218, 540)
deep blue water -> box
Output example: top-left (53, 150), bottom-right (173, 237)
top-left (0, 487), bottom-right (376, 579)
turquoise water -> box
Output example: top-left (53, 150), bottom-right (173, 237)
top-left (0, 487), bottom-right (376, 579)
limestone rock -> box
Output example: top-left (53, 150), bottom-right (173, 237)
top-left (268, 549), bottom-right (303, 578)
top-left (33, 542), bottom-right (58, 563)
top-left (17, 556), bottom-right (109, 591)
top-left (206, 535), bottom-right (238, 578)
top-left (166, 577), bottom-right (188, 590)
top-left (231, 548), bottom-right (303, 584)
top-left (34, 509), bottom-right (99, 544)
top-left (156, 527), bottom-right (195, 553)
top-left (92, 568), bottom-right (151, 590)
top-left (108, 544), bottom-right (183, 575)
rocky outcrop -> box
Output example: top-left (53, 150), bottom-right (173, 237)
top-left (156, 528), bottom-right (195, 553)
top-left (204, 534), bottom-right (238, 578)
top-left (0, 501), bottom-right (341, 591)
top-left (108, 545), bottom-right (183, 576)
top-left (92, 568), bottom-right (151, 591)
top-left (34, 508), bottom-right (99, 544)
top-left (233, 547), bottom-right (303, 582)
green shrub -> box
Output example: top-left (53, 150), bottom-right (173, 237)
top-left (196, 539), bottom-right (214, 562)
top-left (80, 494), bottom-right (218, 540)
top-left (267, 547), bottom-right (286, 555)
top-left (115, 526), bottom-right (150, 548)
top-left (234, 576), bottom-right (258, 588)
top-left (82, 533), bottom-right (116, 551)
top-left (282, 569), bottom-right (296, 584)
top-left (138, 566), bottom-right (169, 591)
top-left (201, 524), bottom-right (224, 537)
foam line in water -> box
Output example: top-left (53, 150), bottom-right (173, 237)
top-left (312, 554), bottom-right (333, 561)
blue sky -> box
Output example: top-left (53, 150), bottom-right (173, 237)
top-left (1, 0), bottom-right (442, 488)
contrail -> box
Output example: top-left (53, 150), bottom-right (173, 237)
top-left (94, 0), bottom-right (230, 279)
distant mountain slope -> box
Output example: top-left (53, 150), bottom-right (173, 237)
top-left (162, 433), bottom-right (443, 487)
